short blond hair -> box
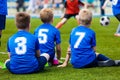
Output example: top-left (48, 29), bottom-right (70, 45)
top-left (79, 9), bottom-right (92, 25)
top-left (15, 12), bottom-right (30, 29)
top-left (40, 8), bottom-right (53, 23)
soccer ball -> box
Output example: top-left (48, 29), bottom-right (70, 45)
top-left (100, 16), bottom-right (110, 26)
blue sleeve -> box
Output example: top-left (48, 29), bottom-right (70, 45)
top-left (7, 41), bottom-right (10, 52)
top-left (35, 38), bottom-right (40, 50)
top-left (91, 31), bottom-right (96, 47)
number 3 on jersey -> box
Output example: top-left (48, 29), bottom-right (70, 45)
top-left (74, 32), bottom-right (85, 48)
top-left (38, 29), bottom-right (49, 44)
top-left (15, 37), bottom-right (27, 55)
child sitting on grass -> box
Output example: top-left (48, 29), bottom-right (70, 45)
top-left (5, 12), bottom-right (49, 74)
top-left (34, 8), bottom-right (62, 66)
top-left (58, 8), bottom-right (120, 68)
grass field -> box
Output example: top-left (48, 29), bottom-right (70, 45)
top-left (0, 17), bottom-right (120, 80)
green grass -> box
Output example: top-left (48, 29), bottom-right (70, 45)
top-left (0, 17), bottom-right (120, 80)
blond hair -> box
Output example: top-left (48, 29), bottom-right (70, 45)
top-left (79, 9), bottom-right (92, 25)
top-left (15, 12), bottom-right (30, 29)
top-left (40, 8), bottom-right (53, 23)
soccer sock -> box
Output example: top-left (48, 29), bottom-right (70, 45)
top-left (97, 54), bottom-right (110, 61)
top-left (56, 22), bottom-right (63, 29)
top-left (115, 23), bottom-right (120, 33)
top-left (40, 53), bottom-right (50, 61)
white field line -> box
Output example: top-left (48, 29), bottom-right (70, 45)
top-left (0, 52), bottom-right (7, 54)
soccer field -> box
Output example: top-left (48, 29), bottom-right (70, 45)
top-left (0, 17), bottom-right (120, 80)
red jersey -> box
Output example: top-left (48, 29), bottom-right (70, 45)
top-left (65, 0), bottom-right (84, 14)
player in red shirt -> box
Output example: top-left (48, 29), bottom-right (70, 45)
top-left (56, 0), bottom-right (84, 29)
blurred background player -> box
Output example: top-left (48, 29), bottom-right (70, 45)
top-left (0, 0), bottom-right (7, 46)
top-left (52, 0), bottom-right (64, 10)
top-left (100, 0), bottom-right (106, 16)
top-left (27, 0), bottom-right (38, 13)
top-left (85, 0), bottom-right (95, 9)
top-left (55, 0), bottom-right (84, 29)
top-left (102, 0), bottom-right (120, 36)
top-left (5, 12), bottom-right (50, 74)
top-left (16, 0), bottom-right (26, 12)
top-left (34, 8), bottom-right (61, 66)
top-left (58, 9), bottom-right (120, 68)
top-left (43, 0), bottom-right (49, 8)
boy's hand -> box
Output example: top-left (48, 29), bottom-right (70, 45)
top-left (57, 62), bottom-right (67, 67)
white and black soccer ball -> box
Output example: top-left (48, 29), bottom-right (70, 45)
top-left (100, 16), bottom-right (110, 26)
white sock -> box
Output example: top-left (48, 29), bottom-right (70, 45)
top-left (40, 53), bottom-right (50, 61)
top-left (4, 59), bottom-right (10, 65)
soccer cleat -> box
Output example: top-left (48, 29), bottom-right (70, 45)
top-left (0, 62), bottom-right (6, 69)
top-left (52, 59), bottom-right (59, 65)
top-left (98, 60), bottom-right (115, 67)
top-left (114, 60), bottom-right (120, 66)
top-left (45, 62), bottom-right (52, 67)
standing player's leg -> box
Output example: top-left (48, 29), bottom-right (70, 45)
top-left (56, 18), bottom-right (67, 29)
top-left (56, 14), bottom-right (72, 29)
top-left (0, 15), bottom-right (6, 46)
top-left (114, 14), bottom-right (120, 37)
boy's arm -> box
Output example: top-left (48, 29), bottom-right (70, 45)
top-left (57, 45), bottom-right (71, 67)
top-left (35, 38), bottom-right (40, 57)
top-left (93, 46), bottom-right (96, 52)
top-left (35, 50), bottom-right (40, 57)
top-left (56, 44), bottom-right (61, 60)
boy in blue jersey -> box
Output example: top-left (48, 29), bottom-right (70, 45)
top-left (0, 0), bottom-right (7, 46)
top-left (34, 8), bottom-right (61, 66)
top-left (58, 9), bottom-right (120, 68)
top-left (5, 12), bottom-right (50, 74)
top-left (102, 0), bottom-right (120, 37)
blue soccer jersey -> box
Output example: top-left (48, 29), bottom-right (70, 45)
top-left (0, 0), bottom-right (7, 15)
top-left (69, 26), bottom-right (96, 68)
top-left (7, 30), bottom-right (40, 74)
top-left (34, 23), bottom-right (61, 59)
top-left (110, 0), bottom-right (120, 15)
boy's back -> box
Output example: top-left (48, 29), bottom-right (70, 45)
top-left (8, 30), bottom-right (39, 74)
top-left (34, 23), bottom-right (61, 59)
top-left (70, 25), bottom-right (96, 68)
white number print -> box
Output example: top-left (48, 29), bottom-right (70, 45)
top-left (112, 0), bottom-right (118, 5)
top-left (38, 29), bottom-right (48, 44)
top-left (74, 32), bottom-right (85, 48)
top-left (15, 37), bottom-right (27, 55)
